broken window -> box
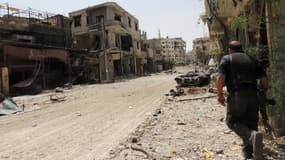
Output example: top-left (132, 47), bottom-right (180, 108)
top-left (142, 44), bottom-right (148, 51)
top-left (74, 15), bottom-right (82, 27)
top-left (128, 17), bottom-right (132, 28)
top-left (121, 35), bottom-right (133, 51)
top-left (96, 15), bottom-right (104, 23)
top-left (137, 41), bottom-right (140, 49)
top-left (92, 35), bottom-right (101, 50)
top-left (86, 16), bottom-right (89, 25)
top-left (114, 14), bottom-right (122, 22)
top-left (135, 23), bottom-right (138, 31)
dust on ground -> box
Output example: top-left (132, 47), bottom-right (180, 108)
top-left (105, 87), bottom-right (285, 160)
top-left (0, 70), bottom-right (177, 160)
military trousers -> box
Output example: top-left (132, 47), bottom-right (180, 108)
top-left (226, 90), bottom-right (259, 158)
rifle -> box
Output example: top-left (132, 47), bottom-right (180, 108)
top-left (258, 90), bottom-right (276, 138)
top-left (258, 89), bottom-right (276, 105)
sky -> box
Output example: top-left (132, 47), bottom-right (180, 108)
top-left (3, 0), bottom-right (208, 51)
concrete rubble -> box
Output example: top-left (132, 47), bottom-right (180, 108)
top-left (105, 87), bottom-right (285, 160)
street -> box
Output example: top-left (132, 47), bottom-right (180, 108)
top-left (1, 67), bottom-right (284, 160)
top-left (0, 71), bottom-right (176, 160)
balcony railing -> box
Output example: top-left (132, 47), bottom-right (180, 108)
top-left (88, 20), bottom-right (128, 31)
top-left (88, 23), bottom-right (102, 31)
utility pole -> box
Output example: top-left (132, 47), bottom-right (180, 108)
top-left (101, 20), bottom-right (109, 81)
top-left (6, 3), bottom-right (9, 18)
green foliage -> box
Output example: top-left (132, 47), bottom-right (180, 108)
top-left (244, 45), bottom-right (269, 69)
top-left (244, 47), bottom-right (259, 57)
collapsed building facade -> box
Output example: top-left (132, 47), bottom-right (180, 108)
top-left (0, 4), bottom-right (72, 95)
top-left (69, 2), bottom-right (146, 82)
top-left (204, 0), bottom-right (285, 136)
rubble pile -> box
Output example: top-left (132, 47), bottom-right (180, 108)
top-left (105, 88), bottom-right (285, 160)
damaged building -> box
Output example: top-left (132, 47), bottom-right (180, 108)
top-left (0, 1), bottom-right (187, 96)
top-left (69, 2), bottom-right (146, 82)
top-left (161, 37), bottom-right (186, 65)
top-left (140, 31), bottom-right (155, 73)
top-left (0, 5), bottom-right (72, 95)
top-left (146, 36), bottom-right (186, 70)
top-left (192, 37), bottom-right (219, 66)
top-left (144, 38), bottom-right (164, 72)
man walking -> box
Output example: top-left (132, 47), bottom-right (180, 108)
top-left (216, 41), bottom-right (268, 159)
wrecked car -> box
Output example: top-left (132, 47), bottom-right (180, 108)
top-left (174, 71), bottom-right (211, 87)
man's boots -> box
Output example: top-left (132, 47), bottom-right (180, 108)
top-left (250, 131), bottom-right (263, 160)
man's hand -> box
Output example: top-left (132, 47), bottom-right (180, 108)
top-left (217, 94), bottom-right (226, 106)
top-left (216, 74), bottom-right (226, 106)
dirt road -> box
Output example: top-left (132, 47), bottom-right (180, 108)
top-left (0, 72), bottom-right (177, 160)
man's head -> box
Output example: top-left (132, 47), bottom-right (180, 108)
top-left (228, 40), bottom-right (243, 54)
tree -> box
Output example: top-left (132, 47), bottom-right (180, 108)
top-left (205, 0), bottom-right (230, 54)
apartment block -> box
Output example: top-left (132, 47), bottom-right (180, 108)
top-left (161, 37), bottom-right (186, 65)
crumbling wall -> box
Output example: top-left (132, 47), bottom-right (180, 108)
top-left (0, 15), bottom-right (72, 48)
top-left (99, 53), bottom-right (114, 81)
top-left (2, 45), bottom-right (70, 95)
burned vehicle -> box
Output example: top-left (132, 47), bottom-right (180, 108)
top-left (174, 71), bottom-right (211, 87)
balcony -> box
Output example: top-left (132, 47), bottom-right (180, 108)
top-left (88, 20), bottom-right (129, 34)
top-left (88, 23), bottom-right (102, 32)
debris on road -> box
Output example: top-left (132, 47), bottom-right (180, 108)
top-left (187, 87), bottom-right (207, 94)
top-left (50, 94), bottom-right (66, 103)
top-left (203, 147), bottom-right (213, 160)
top-left (208, 87), bottom-right (217, 94)
top-left (130, 145), bottom-right (151, 158)
top-left (105, 81), bottom-right (285, 160)
top-left (177, 95), bottom-right (216, 102)
top-left (55, 87), bottom-right (64, 93)
top-left (0, 94), bottom-right (24, 116)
